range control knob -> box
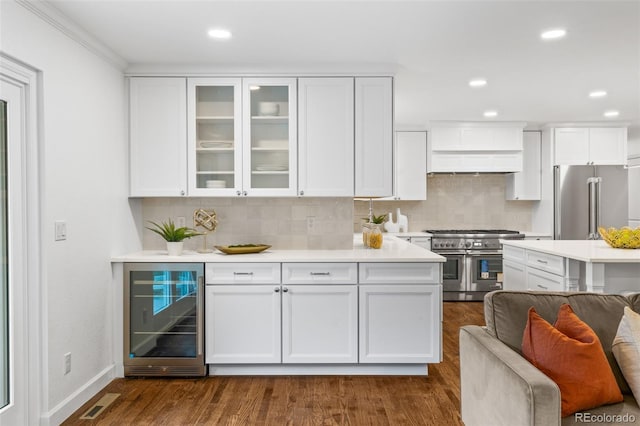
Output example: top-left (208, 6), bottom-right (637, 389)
top-left (465, 241), bottom-right (472, 248)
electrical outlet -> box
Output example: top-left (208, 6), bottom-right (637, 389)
top-left (176, 216), bottom-right (186, 228)
top-left (64, 352), bottom-right (71, 375)
top-left (306, 216), bottom-right (315, 232)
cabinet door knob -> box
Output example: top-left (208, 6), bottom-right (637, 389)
top-left (274, 287), bottom-right (280, 293)
top-left (180, 190), bottom-right (185, 196)
top-left (236, 190), bottom-right (241, 196)
top-left (299, 190), bottom-right (304, 196)
top-left (282, 287), bottom-right (289, 293)
top-left (243, 191), bottom-right (248, 196)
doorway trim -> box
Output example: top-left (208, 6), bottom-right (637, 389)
top-left (0, 52), bottom-right (44, 425)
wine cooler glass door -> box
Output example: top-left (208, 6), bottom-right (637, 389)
top-left (124, 263), bottom-right (205, 376)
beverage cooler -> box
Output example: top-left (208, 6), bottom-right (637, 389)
top-left (124, 263), bottom-right (206, 376)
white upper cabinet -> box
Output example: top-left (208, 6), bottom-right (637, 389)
top-left (243, 78), bottom-right (298, 196)
top-left (129, 77), bottom-right (187, 197)
top-left (394, 131), bottom-right (427, 200)
top-left (506, 131), bottom-right (541, 200)
top-left (427, 122), bottom-right (525, 173)
top-left (355, 77), bottom-right (393, 197)
top-left (298, 78), bottom-right (354, 196)
top-left (187, 78), bottom-right (242, 196)
top-left (553, 127), bottom-right (627, 165)
top-left (187, 77), bottom-right (297, 197)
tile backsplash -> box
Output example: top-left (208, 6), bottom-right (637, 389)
top-left (142, 197), bottom-right (354, 250)
top-left (354, 174), bottom-right (534, 232)
top-left (142, 174), bottom-right (533, 251)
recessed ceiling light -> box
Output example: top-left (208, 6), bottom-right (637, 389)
top-left (208, 28), bottom-right (232, 39)
top-left (483, 110), bottom-right (498, 118)
top-left (604, 110), bottom-right (620, 118)
top-left (540, 28), bottom-right (567, 40)
top-left (469, 79), bottom-right (487, 88)
top-left (589, 90), bottom-right (607, 98)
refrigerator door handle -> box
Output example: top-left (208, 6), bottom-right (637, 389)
top-left (587, 177), bottom-right (602, 239)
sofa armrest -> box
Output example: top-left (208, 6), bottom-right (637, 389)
top-left (460, 325), bottom-right (561, 426)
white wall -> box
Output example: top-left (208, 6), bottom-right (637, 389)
top-left (0, 1), bottom-right (140, 423)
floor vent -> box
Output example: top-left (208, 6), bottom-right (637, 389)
top-left (79, 393), bottom-right (120, 420)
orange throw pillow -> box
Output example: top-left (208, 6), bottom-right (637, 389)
top-left (522, 304), bottom-right (623, 417)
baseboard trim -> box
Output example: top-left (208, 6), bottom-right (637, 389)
top-left (45, 365), bottom-right (115, 426)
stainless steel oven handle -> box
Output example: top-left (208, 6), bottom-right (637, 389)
top-left (467, 251), bottom-right (503, 256)
top-left (435, 251), bottom-right (467, 255)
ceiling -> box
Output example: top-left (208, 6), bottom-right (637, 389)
top-left (46, 0), bottom-right (640, 129)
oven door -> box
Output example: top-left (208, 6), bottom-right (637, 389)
top-left (468, 252), bottom-right (504, 293)
top-left (439, 252), bottom-right (465, 292)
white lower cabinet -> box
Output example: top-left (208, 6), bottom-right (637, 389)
top-left (205, 285), bottom-right (281, 364)
top-left (282, 285), bottom-right (358, 363)
top-left (205, 261), bottom-right (443, 369)
top-left (359, 284), bottom-right (441, 363)
top-left (502, 259), bottom-right (527, 291)
top-left (525, 267), bottom-right (565, 292)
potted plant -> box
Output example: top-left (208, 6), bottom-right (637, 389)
top-left (146, 219), bottom-right (202, 256)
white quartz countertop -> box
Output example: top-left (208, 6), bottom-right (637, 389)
top-left (112, 235), bottom-right (445, 263)
top-left (501, 239), bottom-right (640, 263)
top-left (385, 232), bottom-right (432, 238)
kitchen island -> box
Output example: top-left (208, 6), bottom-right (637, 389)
top-left (112, 236), bottom-right (445, 377)
top-left (502, 239), bottom-right (640, 294)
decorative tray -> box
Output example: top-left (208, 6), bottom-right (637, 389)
top-left (214, 244), bottom-right (271, 254)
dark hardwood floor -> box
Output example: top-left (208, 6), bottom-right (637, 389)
top-left (62, 302), bottom-right (485, 426)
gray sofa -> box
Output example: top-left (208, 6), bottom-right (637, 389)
top-left (460, 290), bottom-right (640, 426)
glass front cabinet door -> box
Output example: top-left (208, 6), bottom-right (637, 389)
top-left (187, 78), bottom-right (297, 196)
top-left (188, 78), bottom-right (243, 196)
top-left (242, 78), bottom-right (297, 196)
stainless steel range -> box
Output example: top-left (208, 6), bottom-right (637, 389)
top-left (424, 229), bottom-right (525, 301)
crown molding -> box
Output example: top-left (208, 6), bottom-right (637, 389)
top-left (16, 0), bottom-right (128, 70)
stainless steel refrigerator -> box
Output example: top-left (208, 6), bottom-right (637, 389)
top-left (554, 165), bottom-right (628, 240)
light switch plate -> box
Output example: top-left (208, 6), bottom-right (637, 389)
top-left (55, 221), bottom-right (67, 241)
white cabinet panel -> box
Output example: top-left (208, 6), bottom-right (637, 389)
top-left (359, 262), bottom-right (440, 284)
top-left (429, 127), bottom-right (460, 150)
top-left (525, 250), bottom-right (565, 276)
top-left (629, 167), bottom-right (640, 221)
top-left (129, 77), bottom-right (187, 197)
top-left (355, 77), bottom-right (393, 197)
top-left (205, 263), bottom-right (281, 284)
top-left (554, 128), bottom-right (589, 165)
top-left (506, 131), bottom-right (541, 200)
top-left (526, 267), bottom-right (565, 292)
top-left (298, 78), bottom-right (354, 196)
top-left (394, 131), bottom-right (427, 200)
top-left (282, 285), bottom-right (358, 363)
top-left (282, 263), bottom-right (357, 284)
top-left (502, 259), bottom-right (527, 291)
top-left (359, 285), bottom-right (441, 363)
top-left (205, 285), bottom-right (281, 363)
top-left (589, 128), bottom-right (627, 165)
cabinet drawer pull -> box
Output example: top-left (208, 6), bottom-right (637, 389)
top-left (233, 272), bottom-right (254, 276)
top-left (536, 259), bottom-right (548, 264)
top-left (310, 272), bottom-right (331, 276)
top-left (536, 284), bottom-right (548, 290)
